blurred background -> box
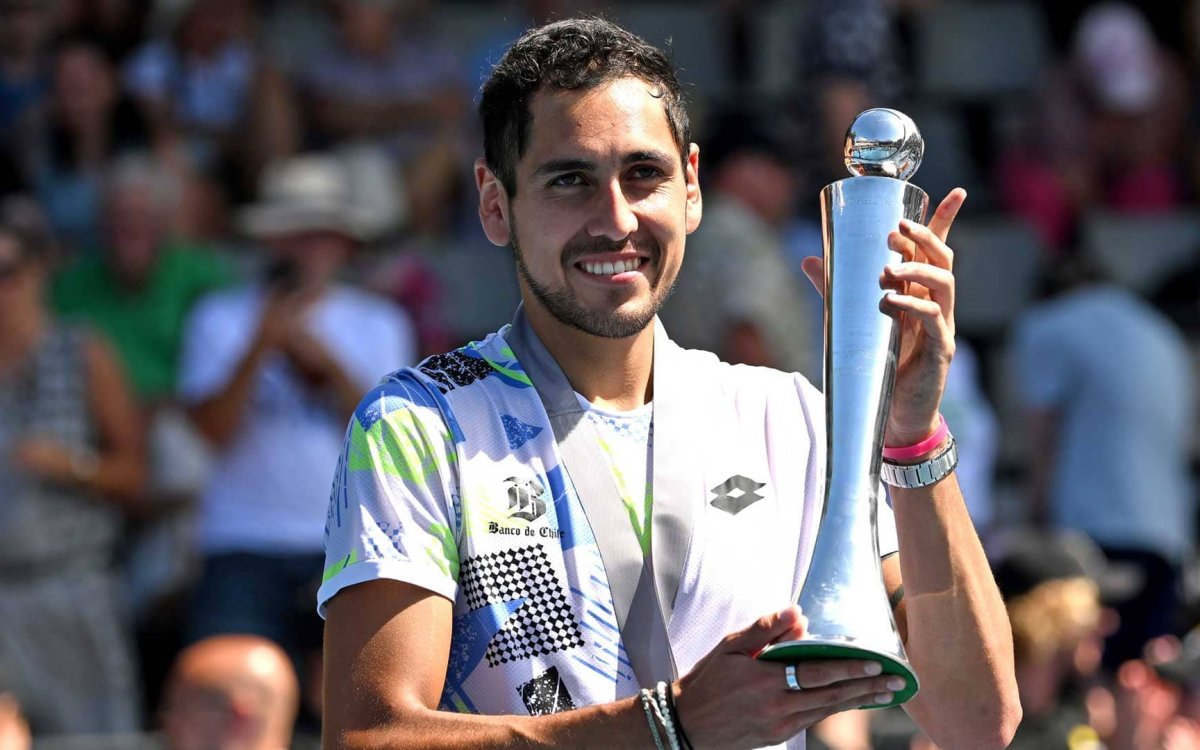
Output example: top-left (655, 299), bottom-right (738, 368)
top-left (2, 0), bottom-right (1200, 747)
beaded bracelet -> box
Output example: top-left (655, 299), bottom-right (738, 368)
top-left (640, 689), bottom-right (666, 750)
top-left (655, 682), bottom-right (682, 750)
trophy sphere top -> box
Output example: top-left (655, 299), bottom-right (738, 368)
top-left (844, 108), bottom-right (923, 180)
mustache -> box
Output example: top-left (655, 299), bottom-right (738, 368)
top-left (561, 235), bottom-right (661, 266)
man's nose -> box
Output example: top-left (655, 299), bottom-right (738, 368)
top-left (586, 179), bottom-right (638, 241)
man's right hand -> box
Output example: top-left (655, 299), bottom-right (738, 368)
top-left (673, 605), bottom-right (906, 750)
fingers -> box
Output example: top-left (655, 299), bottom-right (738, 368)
top-left (926, 187), bottom-right (967, 243)
top-left (785, 659), bottom-right (884, 689)
top-left (726, 605), bottom-right (806, 654)
top-left (894, 220), bottom-right (953, 270)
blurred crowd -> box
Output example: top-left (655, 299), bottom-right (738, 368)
top-left (2, 0), bottom-right (1200, 748)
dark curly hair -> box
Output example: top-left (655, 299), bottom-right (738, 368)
top-left (479, 17), bottom-right (691, 197)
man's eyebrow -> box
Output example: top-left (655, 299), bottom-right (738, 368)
top-left (531, 151), bottom-right (677, 180)
top-left (531, 159), bottom-right (595, 179)
top-left (624, 150), bottom-right (675, 166)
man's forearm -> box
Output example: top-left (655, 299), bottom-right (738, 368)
top-left (326, 695), bottom-right (657, 750)
top-left (890, 475), bottom-right (1020, 750)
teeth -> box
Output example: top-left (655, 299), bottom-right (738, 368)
top-left (582, 258), bottom-right (642, 275)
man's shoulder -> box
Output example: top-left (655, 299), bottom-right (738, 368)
top-left (668, 339), bottom-right (815, 397)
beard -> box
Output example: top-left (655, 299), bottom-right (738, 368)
top-left (512, 222), bottom-right (675, 340)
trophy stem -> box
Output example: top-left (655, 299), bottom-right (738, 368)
top-left (759, 174), bottom-right (928, 711)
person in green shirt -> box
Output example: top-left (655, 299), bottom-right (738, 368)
top-left (52, 153), bottom-right (233, 403)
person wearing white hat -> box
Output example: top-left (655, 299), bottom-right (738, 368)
top-left (177, 153), bottom-right (416, 719)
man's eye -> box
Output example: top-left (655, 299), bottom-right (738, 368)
top-left (629, 165), bottom-right (665, 181)
top-left (549, 174), bottom-right (586, 187)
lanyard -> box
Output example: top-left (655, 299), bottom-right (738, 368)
top-left (505, 306), bottom-right (702, 686)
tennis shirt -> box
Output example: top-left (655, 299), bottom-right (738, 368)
top-left (319, 314), bottom-right (899, 748)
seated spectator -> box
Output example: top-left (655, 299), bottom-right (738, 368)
top-left (160, 635), bottom-right (299, 750)
top-left (0, 0), bottom-right (56, 138)
top-left (18, 36), bottom-right (154, 251)
top-left (0, 197), bottom-right (146, 737)
top-left (179, 153), bottom-right (416, 723)
top-left (990, 529), bottom-right (1114, 749)
top-left (997, 1), bottom-right (1190, 252)
top-left (53, 153), bottom-right (232, 403)
top-left (1109, 628), bottom-right (1200, 749)
top-left (123, 0), bottom-right (258, 171)
top-left (300, 0), bottom-right (466, 161)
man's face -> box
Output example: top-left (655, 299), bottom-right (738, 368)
top-left (487, 76), bottom-right (701, 339)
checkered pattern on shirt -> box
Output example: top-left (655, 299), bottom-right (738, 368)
top-left (459, 545), bottom-right (584, 667)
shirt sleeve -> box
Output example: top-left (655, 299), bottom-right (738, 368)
top-left (318, 372), bottom-right (461, 617)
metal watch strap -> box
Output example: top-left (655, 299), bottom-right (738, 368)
top-left (880, 437), bottom-right (958, 489)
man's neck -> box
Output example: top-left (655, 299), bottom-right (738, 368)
top-left (525, 306), bottom-right (654, 413)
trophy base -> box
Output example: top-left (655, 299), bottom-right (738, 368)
top-left (757, 640), bottom-right (919, 709)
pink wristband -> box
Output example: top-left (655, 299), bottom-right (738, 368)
top-left (882, 414), bottom-right (949, 461)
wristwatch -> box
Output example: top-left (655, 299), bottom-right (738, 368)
top-left (880, 437), bottom-right (958, 489)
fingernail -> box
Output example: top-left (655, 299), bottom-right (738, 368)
top-left (874, 692), bottom-right (893, 704)
top-left (864, 662), bottom-right (882, 676)
top-left (886, 677), bottom-right (906, 691)
top-left (900, 219), bottom-right (917, 231)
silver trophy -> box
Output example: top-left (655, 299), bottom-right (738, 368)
top-left (758, 109), bottom-right (929, 708)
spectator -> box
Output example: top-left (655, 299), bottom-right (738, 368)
top-left (179, 153), bottom-right (415, 716)
top-left (660, 111), bottom-right (814, 378)
top-left (0, 0), bottom-right (56, 138)
top-left (0, 197), bottom-right (146, 736)
top-left (19, 37), bottom-right (154, 252)
top-left (160, 635), bottom-right (299, 750)
top-left (53, 153), bottom-right (232, 403)
top-left (1109, 629), bottom-right (1200, 749)
top-left (123, 0), bottom-right (275, 178)
top-left (990, 530), bottom-right (1114, 749)
top-left (998, 1), bottom-right (1190, 251)
top-left (1013, 259), bottom-right (1195, 670)
top-left (300, 0), bottom-right (466, 161)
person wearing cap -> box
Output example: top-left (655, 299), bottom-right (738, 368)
top-left (989, 530), bottom-right (1116, 749)
top-left (178, 153), bottom-right (416, 717)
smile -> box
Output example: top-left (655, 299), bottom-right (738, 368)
top-left (579, 257), bottom-right (643, 275)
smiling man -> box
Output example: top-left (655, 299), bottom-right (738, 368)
top-left (319, 17), bottom-right (1019, 750)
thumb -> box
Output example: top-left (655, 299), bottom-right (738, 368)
top-left (725, 605), bottom-right (806, 654)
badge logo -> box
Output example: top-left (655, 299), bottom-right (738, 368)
top-left (709, 475), bottom-right (767, 515)
top-left (506, 476), bottom-right (547, 522)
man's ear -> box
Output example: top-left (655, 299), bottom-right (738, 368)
top-left (475, 158), bottom-right (511, 247)
top-left (684, 143), bottom-right (702, 234)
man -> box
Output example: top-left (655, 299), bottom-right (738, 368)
top-left (1013, 259), bottom-right (1194, 671)
top-left (321, 18), bottom-right (1019, 750)
top-left (161, 635), bottom-right (299, 750)
top-left (179, 154), bottom-right (416, 708)
top-left (53, 153), bottom-right (231, 404)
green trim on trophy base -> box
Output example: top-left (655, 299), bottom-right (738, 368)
top-left (758, 640), bottom-right (919, 709)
